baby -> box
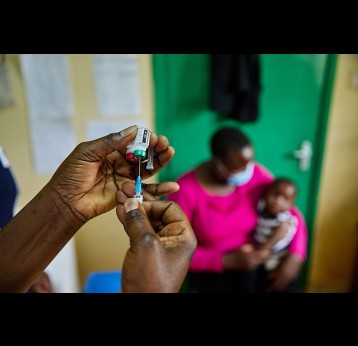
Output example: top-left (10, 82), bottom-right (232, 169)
top-left (246, 178), bottom-right (298, 271)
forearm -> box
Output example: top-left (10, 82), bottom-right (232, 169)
top-left (0, 182), bottom-right (85, 292)
top-left (222, 246), bottom-right (264, 271)
top-left (260, 224), bottom-right (288, 251)
top-left (282, 252), bottom-right (304, 273)
top-left (260, 234), bottom-right (284, 251)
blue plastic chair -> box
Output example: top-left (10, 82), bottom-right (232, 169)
top-left (83, 270), bottom-right (121, 293)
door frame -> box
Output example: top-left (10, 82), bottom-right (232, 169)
top-left (301, 54), bottom-right (337, 286)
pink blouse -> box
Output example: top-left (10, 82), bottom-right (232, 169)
top-left (167, 163), bottom-right (307, 273)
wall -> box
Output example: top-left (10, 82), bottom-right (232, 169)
top-left (0, 54), bottom-right (154, 291)
top-left (307, 54), bottom-right (358, 292)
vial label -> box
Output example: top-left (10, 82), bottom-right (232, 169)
top-left (134, 128), bottom-right (150, 145)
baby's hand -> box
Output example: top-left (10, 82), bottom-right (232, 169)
top-left (240, 244), bottom-right (255, 253)
top-left (256, 247), bottom-right (271, 261)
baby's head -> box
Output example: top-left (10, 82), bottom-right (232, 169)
top-left (264, 178), bottom-right (297, 216)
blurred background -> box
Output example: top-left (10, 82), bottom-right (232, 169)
top-left (0, 54), bottom-right (357, 292)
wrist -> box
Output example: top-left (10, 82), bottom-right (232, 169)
top-left (45, 183), bottom-right (86, 234)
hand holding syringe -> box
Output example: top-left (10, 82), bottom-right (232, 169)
top-left (126, 127), bottom-right (154, 203)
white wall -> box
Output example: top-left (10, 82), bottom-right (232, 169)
top-left (45, 239), bottom-right (80, 293)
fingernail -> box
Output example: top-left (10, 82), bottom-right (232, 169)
top-left (124, 198), bottom-right (139, 213)
top-left (120, 125), bottom-right (137, 138)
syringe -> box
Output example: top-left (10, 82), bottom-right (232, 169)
top-left (134, 158), bottom-right (143, 203)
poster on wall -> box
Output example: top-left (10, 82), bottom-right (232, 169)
top-left (20, 54), bottom-right (76, 174)
top-left (92, 54), bottom-right (141, 117)
top-left (0, 65), bottom-right (14, 109)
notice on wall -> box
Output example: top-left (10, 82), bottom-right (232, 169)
top-left (92, 54), bottom-right (141, 117)
top-left (29, 119), bottom-right (75, 174)
top-left (20, 54), bottom-right (76, 174)
top-left (0, 65), bottom-right (14, 109)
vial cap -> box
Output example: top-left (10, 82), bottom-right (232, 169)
top-left (134, 150), bottom-right (146, 159)
top-left (126, 153), bottom-right (138, 162)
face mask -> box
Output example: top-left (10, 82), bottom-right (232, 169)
top-left (227, 161), bottom-right (255, 186)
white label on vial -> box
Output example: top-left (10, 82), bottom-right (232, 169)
top-left (134, 127), bottom-right (150, 146)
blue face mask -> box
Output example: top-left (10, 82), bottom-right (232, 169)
top-left (227, 161), bottom-right (255, 186)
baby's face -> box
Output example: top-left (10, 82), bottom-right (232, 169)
top-left (265, 182), bottom-right (296, 216)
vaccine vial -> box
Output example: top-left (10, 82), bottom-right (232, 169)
top-left (126, 127), bottom-right (151, 163)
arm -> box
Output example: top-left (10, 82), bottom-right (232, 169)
top-left (222, 247), bottom-right (265, 271)
top-left (287, 208), bottom-right (308, 260)
top-left (258, 222), bottom-right (289, 251)
top-left (266, 209), bottom-right (307, 292)
top-left (254, 222), bottom-right (290, 261)
top-left (0, 125), bottom-right (177, 292)
top-left (266, 253), bottom-right (304, 292)
top-left (116, 198), bottom-right (197, 293)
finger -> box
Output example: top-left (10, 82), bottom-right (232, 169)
top-left (155, 146), bottom-right (175, 168)
top-left (143, 182), bottom-right (180, 197)
top-left (141, 200), bottom-right (190, 235)
top-left (140, 201), bottom-right (196, 255)
top-left (129, 146), bottom-right (175, 179)
top-left (117, 198), bottom-right (157, 244)
top-left (75, 125), bottom-right (138, 160)
top-left (154, 135), bottom-right (169, 153)
top-left (141, 146), bottom-right (175, 178)
top-left (116, 181), bottom-right (180, 204)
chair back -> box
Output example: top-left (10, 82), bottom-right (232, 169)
top-left (83, 270), bottom-right (121, 293)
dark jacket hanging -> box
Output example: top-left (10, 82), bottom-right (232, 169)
top-left (210, 54), bottom-right (261, 122)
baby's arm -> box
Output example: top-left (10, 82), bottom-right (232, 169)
top-left (256, 222), bottom-right (289, 260)
top-left (261, 222), bottom-right (289, 250)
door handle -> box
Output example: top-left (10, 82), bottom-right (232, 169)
top-left (293, 140), bottom-right (313, 172)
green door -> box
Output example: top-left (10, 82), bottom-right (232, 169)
top-left (153, 54), bottom-right (336, 285)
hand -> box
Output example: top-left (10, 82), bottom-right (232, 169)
top-left (255, 247), bottom-right (271, 262)
top-left (223, 246), bottom-right (265, 271)
top-left (116, 180), bottom-right (180, 203)
top-left (49, 125), bottom-right (176, 223)
top-left (266, 253), bottom-right (303, 292)
top-left (0, 126), bottom-right (178, 293)
top-left (116, 198), bottom-right (197, 293)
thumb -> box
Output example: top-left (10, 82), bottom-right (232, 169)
top-left (79, 125), bottom-right (138, 159)
top-left (119, 198), bottom-right (157, 244)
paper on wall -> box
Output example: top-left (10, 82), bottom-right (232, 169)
top-left (92, 54), bottom-right (141, 117)
top-left (20, 54), bottom-right (74, 119)
top-left (29, 118), bottom-right (75, 174)
top-left (0, 65), bottom-right (14, 108)
top-left (20, 54), bottom-right (76, 174)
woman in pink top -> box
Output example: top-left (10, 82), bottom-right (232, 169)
top-left (168, 127), bottom-right (307, 293)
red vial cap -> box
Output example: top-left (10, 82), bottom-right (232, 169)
top-left (126, 153), bottom-right (138, 163)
